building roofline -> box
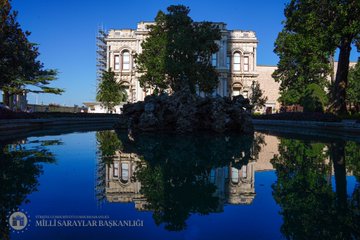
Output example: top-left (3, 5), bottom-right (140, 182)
top-left (257, 65), bottom-right (277, 67)
top-left (257, 61), bottom-right (357, 68)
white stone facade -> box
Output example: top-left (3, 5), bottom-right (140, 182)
top-left (105, 22), bottom-right (273, 109)
top-left (105, 22), bottom-right (356, 114)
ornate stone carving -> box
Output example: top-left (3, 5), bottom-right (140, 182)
top-left (229, 31), bottom-right (256, 39)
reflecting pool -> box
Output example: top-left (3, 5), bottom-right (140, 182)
top-left (0, 130), bottom-right (359, 239)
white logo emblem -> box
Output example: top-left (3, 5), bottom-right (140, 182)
top-left (8, 211), bottom-right (29, 231)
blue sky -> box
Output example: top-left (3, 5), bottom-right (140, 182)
top-left (9, 0), bottom-right (359, 106)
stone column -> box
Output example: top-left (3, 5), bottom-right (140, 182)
top-left (253, 47), bottom-right (257, 71)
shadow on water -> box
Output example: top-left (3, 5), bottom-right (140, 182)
top-left (96, 130), bottom-right (265, 231)
top-left (0, 138), bottom-right (60, 240)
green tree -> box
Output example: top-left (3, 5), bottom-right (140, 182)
top-left (136, 5), bottom-right (221, 94)
top-left (273, 30), bottom-right (331, 106)
top-left (96, 69), bottom-right (127, 113)
top-left (275, 0), bottom-right (360, 114)
top-left (347, 62), bottom-right (360, 112)
top-left (0, 0), bottom-right (63, 106)
top-left (300, 83), bottom-right (328, 112)
top-left (249, 81), bottom-right (267, 112)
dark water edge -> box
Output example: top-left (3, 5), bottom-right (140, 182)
top-left (0, 124), bottom-right (115, 142)
top-left (0, 127), bottom-right (359, 240)
top-left (254, 124), bottom-right (360, 143)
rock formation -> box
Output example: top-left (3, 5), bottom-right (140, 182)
top-left (115, 91), bottom-right (253, 134)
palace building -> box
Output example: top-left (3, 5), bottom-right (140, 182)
top-left (99, 21), bottom-right (357, 114)
top-left (101, 22), bottom-right (281, 113)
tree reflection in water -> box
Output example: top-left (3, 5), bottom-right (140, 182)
top-left (96, 131), bottom-right (124, 202)
top-left (271, 138), bottom-right (360, 239)
top-left (0, 139), bottom-right (59, 240)
top-left (96, 131), bottom-right (266, 231)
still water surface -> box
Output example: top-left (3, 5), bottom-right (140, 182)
top-left (0, 130), bottom-right (359, 239)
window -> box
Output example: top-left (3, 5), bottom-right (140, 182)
top-left (231, 168), bottom-right (239, 184)
top-left (121, 163), bottom-right (129, 183)
top-left (242, 165), bottom-right (247, 178)
top-left (113, 162), bottom-right (119, 178)
top-left (233, 52), bottom-right (241, 71)
top-left (233, 88), bottom-right (241, 96)
top-left (114, 55), bottom-right (120, 70)
top-left (210, 169), bottom-right (215, 183)
top-left (122, 51), bottom-right (130, 70)
top-left (211, 53), bottom-right (217, 67)
top-left (244, 56), bottom-right (249, 72)
top-left (226, 56), bottom-right (230, 70)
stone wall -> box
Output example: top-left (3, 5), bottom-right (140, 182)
top-left (256, 66), bottom-right (281, 113)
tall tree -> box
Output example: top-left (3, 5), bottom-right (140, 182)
top-left (275, 0), bottom-right (360, 114)
top-left (136, 5), bottom-right (221, 94)
top-left (0, 0), bottom-right (63, 106)
top-left (96, 69), bottom-right (127, 113)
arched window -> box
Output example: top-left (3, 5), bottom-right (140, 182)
top-left (233, 52), bottom-right (241, 71)
top-left (122, 51), bottom-right (130, 70)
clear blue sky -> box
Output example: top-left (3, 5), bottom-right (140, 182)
top-left (9, 0), bottom-right (359, 106)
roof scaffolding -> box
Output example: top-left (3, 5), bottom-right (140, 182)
top-left (96, 25), bottom-right (107, 85)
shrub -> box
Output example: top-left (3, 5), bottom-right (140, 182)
top-left (300, 83), bottom-right (328, 113)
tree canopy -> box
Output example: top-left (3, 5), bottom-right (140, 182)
top-left (273, 31), bottom-right (331, 106)
top-left (136, 5), bottom-right (221, 94)
top-left (273, 0), bottom-right (360, 114)
top-left (0, 0), bottom-right (63, 105)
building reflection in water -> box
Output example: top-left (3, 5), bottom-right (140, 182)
top-left (105, 153), bottom-right (147, 210)
top-left (99, 132), bottom-right (279, 210)
top-left (96, 130), bottom-right (360, 235)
